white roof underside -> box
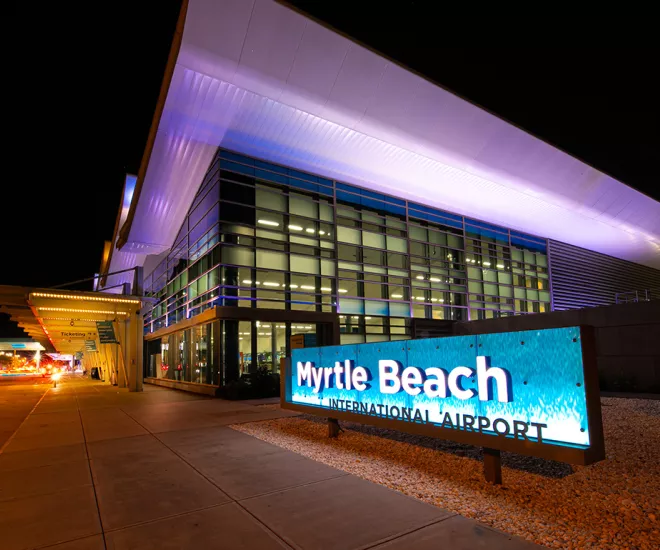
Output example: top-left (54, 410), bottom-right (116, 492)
top-left (112, 0), bottom-right (659, 277)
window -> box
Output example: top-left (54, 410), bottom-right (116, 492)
top-left (145, 149), bottom-right (552, 343)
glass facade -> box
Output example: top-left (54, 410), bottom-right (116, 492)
top-left (143, 148), bottom-right (550, 385)
top-left (146, 321), bottom-right (219, 385)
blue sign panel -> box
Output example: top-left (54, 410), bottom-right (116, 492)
top-left (285, 326), bottom-right (604, 464)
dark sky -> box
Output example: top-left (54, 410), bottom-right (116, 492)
top-left (2, 2), bottom-right (658, 335)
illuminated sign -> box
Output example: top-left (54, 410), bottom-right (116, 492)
top-left (283, 326), bottom-right (604, 465)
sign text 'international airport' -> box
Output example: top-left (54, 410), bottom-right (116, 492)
top-left (282, 326), bottom-right (604, 465)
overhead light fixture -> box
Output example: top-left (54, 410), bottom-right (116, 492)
top-left (258, 219), bottom-right (279, 227)
top-left (38, 307), bottom-right (127, 315)
top-left (429, 277), bottom-right (441, 283)
top-left (31, 292), bottom-right (140, 304)
top-left (288, 225), bottom-right (303, 231)
top-left (301, 285), bottom-right (315, 290)
top-left (391, 294), bottom-right (403, 299)
top-left (497, 264), bottom-right (505, 269)
top-left (305, 228), bottom-right (315, 234)
top-left (319, 230), bottom-right (326, 235)
top-left (415, 275), bottom-right (425, 280)
top-left (262, 282), bottom-right (280, 287)
top-left (242, 280), bottom-right (252, 284)
top-left (483, 262), bottom-right (491, 267)
top-left (338, 289), bottom-right (348, 293)
top-left (320, 287), bottom-right (332, 292)
top-left (289, 284), bottom-right (299, 289)
top-left (41, 317), bottom-right (100, 323)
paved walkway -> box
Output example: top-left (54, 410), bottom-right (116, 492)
top-left (0, 375), bottom-right (541, 550)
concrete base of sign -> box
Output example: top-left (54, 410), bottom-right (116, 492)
top-left (483, 448), bottom-right (503, 485)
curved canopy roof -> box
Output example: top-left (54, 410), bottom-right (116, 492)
top-left (109, 0), bottom-right (659, 277)
top-left (0, 286), bottom-right (141, 354)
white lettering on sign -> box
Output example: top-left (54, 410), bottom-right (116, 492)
top-left (447, 366), bottom-right (476, 400)
top-left (379, 360), bottom-right (400, 394)
top-left (477, 355), bottom-right (511, 402)
top-left (296, 356), bottom-right (512, 402)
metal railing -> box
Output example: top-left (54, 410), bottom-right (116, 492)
top-left (615, 288), bottom-right (660, 304)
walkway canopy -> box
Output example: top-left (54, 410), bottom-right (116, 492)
top-left (0, 286), bottom-right (144, 390)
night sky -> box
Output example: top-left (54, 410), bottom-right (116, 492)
top-left (2, 1), bottom-right (658, 336)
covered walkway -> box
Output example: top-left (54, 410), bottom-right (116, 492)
top-left (0, 375), bottom-right (539, 550)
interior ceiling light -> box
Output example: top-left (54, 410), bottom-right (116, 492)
top-left (31, 292), bottom-right (140, 304)
top-left (258, 219), bottom-right (279, 227)
top-left (288, 225), bottom-right (303, 231)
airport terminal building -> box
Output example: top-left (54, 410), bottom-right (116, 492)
top-left (99, 0), bottom-right (660, 390)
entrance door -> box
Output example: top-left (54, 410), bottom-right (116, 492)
top-left (222, 319), bottom-right (333, 384)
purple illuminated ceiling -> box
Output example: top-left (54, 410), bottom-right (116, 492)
top-left (111, 0), bottom-right (659, 276)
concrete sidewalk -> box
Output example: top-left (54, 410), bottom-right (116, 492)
top-left (0, 375), bottom-right (541, 550)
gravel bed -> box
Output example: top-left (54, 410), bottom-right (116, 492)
top-left (232, 397), bottom-right (660, 549)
